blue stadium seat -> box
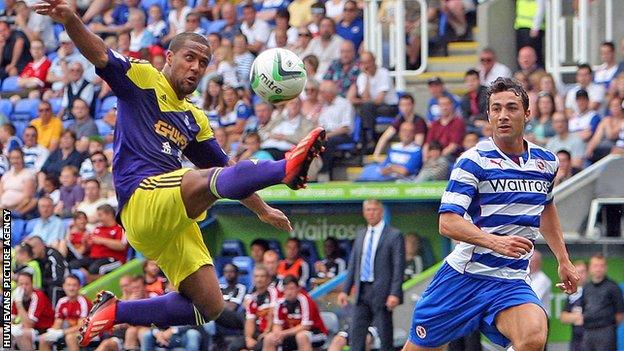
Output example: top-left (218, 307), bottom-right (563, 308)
top-left (214, 256), bottom-right (233, 276)
top-left (336, 115), bottom-right (361, 151)
top-left (141, 0), bottom-right (168, 12)
top-left (13, 121), bottom-right (29, 141)
top-left (24, 219), bottom-right (37, 237)
top-left (47, 51), bottom-right (58, 62)
top-left (11, 218), bottom-right (26, 246)
top-left (299, 239), bottom-right (319, 267)
top-left (63, 119), bottom-right (74, 129)
top-left (220, 239), bottom-right (246, 257)
top-left (0, 99), bottom-right (12, 117)
top-left (266, 239), bottom-right (283, 258)
top-left (1, 76), bottom-right (20, 93)
top-left (97, 96), bottom-right (117, 119)
top-left (48, 98), bottom-right (62, 115)
top-left (232, 256), bottom-right (254, 289)
top-left (11, 99), bottom-right (40, 121)
top-left (337, 239), bottom-right (353, 261)
top-left (96, 120), bottom-right (112, 137)
top-left (53, 23), bottom-right (64, 41)
top-left (376, 115), bottom-right (395, 125)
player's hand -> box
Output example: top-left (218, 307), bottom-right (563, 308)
top-left (33, 0), bottom-right (76, 25)
top-left (556, 260), bottom-right (579, 294)
top-left (337, 292), bottom-right (349, 307)
top-left (245, 336), bottom-right (257, 348)
top-left (385, 295), bottom-right (400, 310)
top-left (258, 206), bottom-right (292, 232)
top-left (490, 235), bottom-right (533, 258)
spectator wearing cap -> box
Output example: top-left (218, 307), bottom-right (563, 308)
top-left (565, 64), bottom-right (606, 118)
top-left (267, 9), bottom-right (298, 49)
top-left (348, 51), bottom-right (398, 150)
top-left (460, 69), bottom-right (488, 131)
top-left (14, 0), bottom-right (56, 51)
top-left (241, 4), bottom-right (271, 54)
top-left (568, 89), bottom-right (601, 143)
top-left (478, 47), bottom-right (512, 86)
top-left (0, 19), bottom-right (31, 80)
top-left (423, 95), bottom-right (465, 161)
top-left (302, 17), bottom-right (344, 77)
top-left (45, 31), bottom-right (95, 94)
top-left (336, 0), bottom-right (364, 51)
top-left (308, 2), bottom-right (326, 36)
top-left (17, 39), bottom-right (51, 91)
top-left (546, 113), bottom-right (585, 170)
top-left (425, 76), bottom-right (461, 123)
top-left (22, 126), bottom-right (49, 172)
top-left (0, 149), bottom-right (37, 217)
top-left (323, 40), bottom-right (360, 97)
top-left (288, 0), bottom-right (315, 28)
top-left (259, 97), bottom-right (315, 160)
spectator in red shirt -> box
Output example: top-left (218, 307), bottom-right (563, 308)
top-left (68, 204), bottom-right (127, 283)
top-left (39, 274), bottom-right (91, 351)
top-left (11, 271), bottom-right (55, 351)
top-left (60, 211), bottom-right (89, 260)
top-left (17, 39), bottom-right (51, 92)
top-left (423, 95), bottom-right (466, 162)
top-left (263, 275), bottom-right (328, 351)
top-left (228, 265), bottom-right (279, 351)
top-left (276, 238), bottom-right (310, 288)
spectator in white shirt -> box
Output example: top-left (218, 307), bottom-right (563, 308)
top-left (240, 4), bottom-right (271, 54)
top-left (594, 41), bottom-right (618, 88)
top-left (166, 0), bottom-right (192, 37)
top-left (267, 9), bottom-right (298, 49)
top-left (529, 250), bottom-right (552, 318)
top-left (146, 4), bottom-right (167, 45)
top-left (568, 89), bottom-right (601, 143)
top-left (259, 98), bottom-right (315, 160)
top-left (21, 126), bottom-right (49, 173)
top-left (565, 64), bottom-right (606, 118)
top-left (128, 9), bottom-right (153, 55)
top-left (478, 47), bottom-right (512, 86)
top-left (301, 17), bottom-right (344, 77)
top-left (317, 80), bottom-right (354, 180)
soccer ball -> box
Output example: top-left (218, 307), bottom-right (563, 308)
top-left (250, 48), bottom-right (307, 104)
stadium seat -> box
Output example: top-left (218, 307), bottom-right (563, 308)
top-left (141, 0), bottom-right (168, 12)
top-left (63, 119), bottom-right (74, 129)
top-left (11, 99), bottom-right (40, 121)
top-left (96, 120), bottom-right (113, 137)
top-left (0, 99), bottom-right (12, 117)
top-left (13, 121), bottom-right (29, 141)
top-left (220, 239), bottom-right (246, 257)
top-left (24, 219), bottom-right (37, 237)
top-left (336, 115), bottom-right (361, 151)
top-left (11, 218), bottom-right (26, 246)
top-left (232, 256), bottom-right (254, 289)
top-left (97, 96), bottom-right (117, 119)
top-left (0, 76), bottom-right (20, 93)
top-left (266, 239), bottom-right (283, 258)
top-left (53, 23), bottom-right (64, 41)
top-left (320, 311), bottom-right (339, 336)
top-left (337, 239), bottom-right (353, 261)
top-left (48, 97), bottom-right (62, 114)
top-left (299, 239), bottom-right (319, 270)
top-left (47, 51), bottom-right (58, 62)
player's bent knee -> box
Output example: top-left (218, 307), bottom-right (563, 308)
top-left (512, 325), bottom-right (547, 351)
top-left (196, 299), bottom-right (224, 322)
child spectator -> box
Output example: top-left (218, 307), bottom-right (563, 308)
top-left (60, 211), bottom-right (89, 260)
top-left (55, 165), bottom-right (84, 218)
top-left (75, 179), bottom-right (111, 230)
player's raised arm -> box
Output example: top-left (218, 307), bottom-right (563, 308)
top-left (33, 0), bottom-right (108, 68)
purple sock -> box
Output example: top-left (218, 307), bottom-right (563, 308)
top-left (210, 159), bottom-right (286, 199)
top-left (115, 292), bottom-right (207, 327)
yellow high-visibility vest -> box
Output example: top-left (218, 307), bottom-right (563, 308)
top-left (515, 0), bottom-right (545, 30)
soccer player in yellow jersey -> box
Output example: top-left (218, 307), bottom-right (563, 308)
top-left (34, 0), bottom-right (326, 346)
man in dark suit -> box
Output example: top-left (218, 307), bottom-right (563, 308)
top-left (338, 199), bottom-right (405, 351)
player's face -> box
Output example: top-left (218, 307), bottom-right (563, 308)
top-left (285, 241), bottom-right (299, 260)
top-left (363, 202), bottom-right (383, 226)
top-left (168, 41), bottom-right (211, 97)
top-left (283, 282), bottom-right (299, 300)
top-left (63, 278), bottom-right (80, 297)
top-left (488, 91), bottom-right (529, 144)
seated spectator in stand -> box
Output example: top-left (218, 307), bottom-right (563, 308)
top-left (526, 91), bottom-right (556, 146)
top-left (60, 211), bottom-right (89, 260)
top-left (357, 122), bottom-right (423, 181)
top-left (10, 272), bottom-right (54, 351)
top-left (313, 237), bottom-right (346, 282)
top-left (516, 46), bottom-right (544, 77)
top-left (263, 275), bottom-right (328, 351)
top-left (277, 238), bottom-right (310, 288)
top-left (13, 1), bottom-right (55, 51)
top-left (595, 42), bottom-right (618, 88)
top-left (77, 138), bottom-right (104, 179)
top-left (546, 113), bottom-right (585, 170)
top-left (426, 76), bottom-right (461, 123)
top-left (423, 95), bottom-right (466, 161)
top-left (259, 98), bottom-right (315, 160)
top-left (336, 0), bottom-right (363, 50)
top-left (38, 174), bottom-right (60, 205)
top-left (240, 4), bottom-right (271, 54)
top-left (317, 80), bottom-right (355, 180)
top-left (228, 265), bottom-right (279, 351)
top-left (301, 79), bottom-right (323, 120)
top-left (553, 150), bottom-right (573, 187)
top-left (29, 101), bottom-right (63, 151)
top-left (183, 12), bottom-right (205, 36)
top-left (144, 260), bottom-right (167, 297)
top-left (67, 98), bottom-right (99, 149)
top-left (13, 242), bottom-right (43, 290)
top-left (58, 61), bottom-right (96, 121)
top-left (568, 89), bottom-right (601, 143)
top-left (585, 97), bottom-right (624, 162)
top-left (75, 179), bottom-right (112, 230)
top-left (28, 197), bottom-right (65, 248)
top-left (215, 3), bottom-right (242, 43)
top-left (17, 39), bottom-right (51, 91)
top-left (478, 47), bottom-right (512, 86)
top-left (26, 235), bottom-right (69, 301)
top-left (301, 17), bottom-right (344, 76)
top-left (413, 141), bottom-right (450, 182)
top-left (348, 51), bottom-right (398, 149)
top-left (0, 123), bottom-right (23, 155)
top-left (86, 151), bottom-right (115, 199)
top-left (565, 64), bottom-right (606, 118)
top-left (69, 204), bottom-right (127, 283)
top-left (211, 263), bottom-right (247, 332)
top-left (460, 69), bottom-right (488, 131)
top-left (462, 132), bottom-right (479, 152)
top-left (235, 132), bottom-right (275, 162)
top-left (403, 233), bottom-right (434, 280)
top-left (233, 35), bottom-right (255, 87)
top-left (39, 130), bottom-right (87, 186)
top-left (323, 41), bottom-right (360, 98)
top-left (201, 75), bottom-right (225, 127)
top-left (22, 126), bottom-right (49, 172)
top-left (127, 8), bottom-right (153, 57)
top-left (0, 149), bottom-right (37, 217)
top-left (290, 27), bottom-right (313, 57)
top-left (0, 20), bottom-right (31, 80)
top-left (538, 73), bottom-right (565, 112)
top-left (220, 85), bottom-right (253, 144)
top-left (55, 165), bottom-right (84, 219)
top-left (38, 275), bottom-right (91, 351)
top-left (88, 0), bottom-right (143, 35)
top-left (308, 2), bottom-right (326, 36)
top-left (288, 0), bottom-right (314, 28)
top-left (263, 250), bottom-right (282, 288)
top-left (146, 4), bottom-right (167, 45)
top-left (250, 239), bottom-right (270, 265)
top-left (267, 9), bottom-right (298, 49)
top-left (44, 31), bottom-right (94, 94)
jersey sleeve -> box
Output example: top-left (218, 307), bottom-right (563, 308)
top-left (439, 152), bottom-right (481, 216)
top-left (183, 138), bottom-right (229, 168)
top-left (96, 49), bottom-right (155, 99)
top-left (299, 295), bottom-right (313, 326)
top-left (245, 296), bottom-right (256, 320)
top-left (545, 153), bottom-right (559, 204)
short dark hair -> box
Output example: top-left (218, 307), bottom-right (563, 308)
top-left (168, 32), bottom-right (210, 54)
top-left (17, 242), bottom-right (34, 257)
top-left (17, 271), bottom-right (33, 281)
top-left (276, 8), bottom-right (290, 20)
top-left (223, 263), bottom-right (239, 273)
top-left (428, 140), bottom-right (443, 151)
top-left (486, 77), bottom-right (529, 112)
top-left (590, 252), bottom-right (606, 261)
top-left (90, 151), bottom-right (108, 162)
top-left (282, 275), bottom-right (299, 287)
top-left (84, 178), bottom-right (101, 188)
top-left (399, 93), bottom-right (414, 104)
top-left (556, 149), bottom-right (571, 160)
top-left (242, 4), bottom-right (255, 12)
top-left (25, 125), bottom-right (38, 136)
top-left (601, 41), bottom-right (615, 51)
top-left (97, 204), bottom-right (116, 217)
top-left (577, 63), bottom-right (592, 74)
top-left (286, 237), bottom-right (300, 248)
top-left (44, 174), bottom-right (60, 189)
top-left (465, 69), bottom-right (480, 79)
top-left (65, 274), bottom-right (81, 285)
top-left (251, 238), bottom-right (270, 251)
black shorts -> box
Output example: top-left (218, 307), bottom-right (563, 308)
top-left (281, 329), bottom-right (326, 351)
top-left (69, 257), bottom-right (122, 275)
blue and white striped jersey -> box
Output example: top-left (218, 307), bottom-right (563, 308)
top-left (440, 138), bottom-right (558, 281)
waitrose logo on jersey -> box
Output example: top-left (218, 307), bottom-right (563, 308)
top-left (291, 218), bottom-right (365, 241)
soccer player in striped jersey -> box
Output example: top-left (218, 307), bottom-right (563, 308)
top-left (34, 0), bottom-right (325, 347)
top-left (402, 77), bottom-right (579, 351)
